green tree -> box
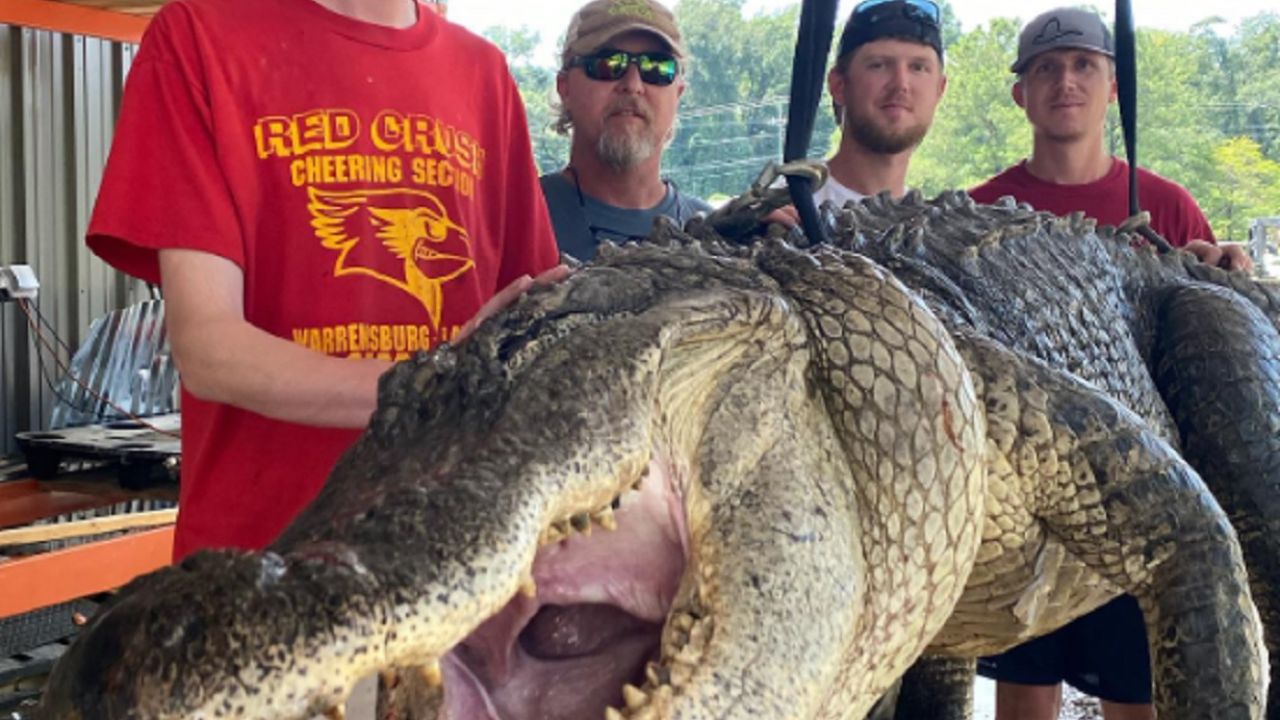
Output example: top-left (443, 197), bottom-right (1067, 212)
top-left (667, 0), bottom-right (823, 200)
top-left (483, 25), bottom-right (567, 173)
top-left (1230, 13), bottom-right (1280, 157)
top-left (909, 17), bottom-right (1027, 195)
top-left (1203, 136), bottom-right (1280, 240)
top-left (1115, 29), bottom-right (1222, 212)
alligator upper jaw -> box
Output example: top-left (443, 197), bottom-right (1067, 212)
top-left (439, 459), bottom-right (689, 720)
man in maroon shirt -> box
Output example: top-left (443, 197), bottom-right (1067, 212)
top-left (969, 7), bottom-right (1249, 273)
top-left (971, 7), bottom-right (1248, 720)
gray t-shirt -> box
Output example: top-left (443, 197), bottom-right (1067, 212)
top-left (540, 171), bottom-right (712, 262)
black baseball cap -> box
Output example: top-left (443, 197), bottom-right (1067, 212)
top-left (837, 0), bottom-right (944, 63)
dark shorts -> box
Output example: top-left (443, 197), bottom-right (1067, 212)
top-left (976, 594), bottom-right (1153, 704)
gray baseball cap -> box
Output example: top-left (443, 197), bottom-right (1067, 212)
top-left (1011, 7), bottom-right (1114, 73)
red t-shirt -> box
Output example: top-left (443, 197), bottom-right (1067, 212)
top-left (968, 158), bottom-right (1215, 246)
top-left (87, 0), bottom-right (559, 559)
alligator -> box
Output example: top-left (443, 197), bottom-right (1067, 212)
top-left (37, 192), bottom-right (1275, 719)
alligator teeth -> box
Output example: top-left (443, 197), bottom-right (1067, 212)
top-left (622, 683), bottom-right (647, 709)
top-left (593, 506), bottom-right (618, 531)
top-left (668, 661), bottom-right (694, 688)
top-left (671, 612), bottom-right (694, 633)
top-left (605, 708), bottom-right (624, 720)
top-left (554, 519), bottom-right (571, 538)
top-left (324, 707), bottom-right (345, 720)
top-left (688, 617), bottom-right (712, 645)
top-left (379, 669), bottom-right (398, 689)
top-left (543, 524), bottom-right (566, 545)
top-left (633, 687), bottom-right (669, 720)
top-left (644, 661), bottom-right (670, 687)
top-left (669, 641), bottom-right (699, 665)
top-left (519, 575), bottom-right (537, 598)
top-left (420, 660), bottom-right (443, 688)
top-left (570, 512), bottom-right (592, 535)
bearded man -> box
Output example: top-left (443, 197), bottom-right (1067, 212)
top-left (816, 0), bottom-right (947, 205)
top-left (540, 0), bottom-right (711, 261)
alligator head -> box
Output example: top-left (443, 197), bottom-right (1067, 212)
top-left (39, 237), bottom-right (986, 719)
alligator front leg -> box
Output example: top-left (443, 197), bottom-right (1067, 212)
top-left (750, 242), bottom-right (987, 720)
top-left (646, 401), bottom-right (868, 718)
top-left (958, 332), bottom-right (1265, 720)
top-left (1153, 282), bottom-right (1280, 718)
top-left (651, 389), bottom-right (976, 719)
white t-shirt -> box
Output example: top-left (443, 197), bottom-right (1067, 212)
top-left (812, 172), bottom-right (867, 209)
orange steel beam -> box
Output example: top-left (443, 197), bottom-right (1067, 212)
top-left (1, 0), bottom-right (150, 44)
top-left (0, 525), bottom-right (173, 618)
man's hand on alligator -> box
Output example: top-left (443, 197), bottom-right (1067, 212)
top-left (1119, 210), bottom-right (1253, 272)
top-left (455, 264), bottom-right (573, 345)
top-left (1184, 239), bottom-right (1254, 272)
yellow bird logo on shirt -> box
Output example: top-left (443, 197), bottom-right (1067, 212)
top-left (308, 187), bottom-right (473, 329)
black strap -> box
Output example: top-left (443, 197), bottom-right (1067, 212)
top-left (1115, 0), bottom-right (1173, 252)
top-left (784, 0), bottom-right (839, 246)
top-left (1115, 0), bottom-right (1139, 216)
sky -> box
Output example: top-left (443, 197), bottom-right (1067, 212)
top-left (444, 0), bottom-right (1276, 67)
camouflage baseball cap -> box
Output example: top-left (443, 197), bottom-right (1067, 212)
top-left (561, 0), bottom-right (686, 67)
top-left (1011, 7), bottom-right (1114, 73)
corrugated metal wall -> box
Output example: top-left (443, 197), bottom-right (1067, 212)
top-left (1, 24), bottom-right (149, 459)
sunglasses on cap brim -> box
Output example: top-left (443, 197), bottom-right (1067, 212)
top-left (852, 0), bottom-right (941, 27)
top-left (569, 50), bottom-right (680, 86)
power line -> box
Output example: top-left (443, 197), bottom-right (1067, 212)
top-left (680, 96), bottom-right (790, 118)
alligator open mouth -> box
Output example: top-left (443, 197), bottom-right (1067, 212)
top-left (436, 460), bottom-right (690, 720)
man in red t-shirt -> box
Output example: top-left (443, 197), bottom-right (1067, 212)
top-left (87, 0), bottom-right (564, 561)
top-left (969, 8), bottom-right (1248, 720)
top-left (968, 7), bottom-right (1248, 273)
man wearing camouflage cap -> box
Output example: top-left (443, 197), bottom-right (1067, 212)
top-left (973, 8), bottom-right (1243, 720)
top-left (540, 0), bottom-right (710, 262)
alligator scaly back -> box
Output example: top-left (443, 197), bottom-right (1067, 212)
top-left (824, 191), bottom-right (1277, 719)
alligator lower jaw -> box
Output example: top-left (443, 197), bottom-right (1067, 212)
top-left (441, 459), bottom-right (692, 720)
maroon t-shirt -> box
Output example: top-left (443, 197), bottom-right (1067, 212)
top-left (969, 158), bottom-right (1215, 246)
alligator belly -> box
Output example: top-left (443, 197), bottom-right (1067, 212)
top-left (927, 533), bottom-right (1119, 656)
